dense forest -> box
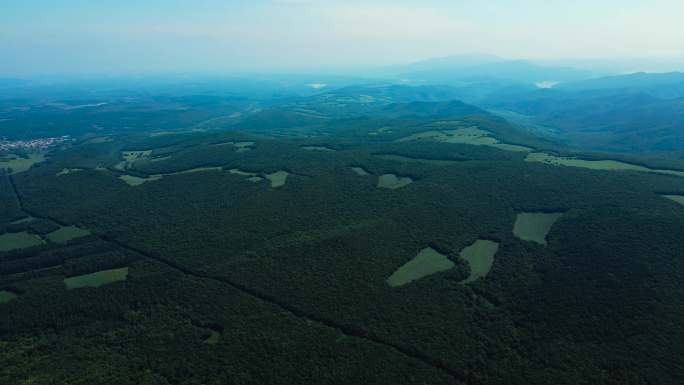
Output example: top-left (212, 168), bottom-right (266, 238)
top-left (2, 88), bottom-right (684, 385)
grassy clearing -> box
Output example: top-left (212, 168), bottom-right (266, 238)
top-left (229, 169), bottom-right (264, 183)
top-left (229, 169), bottom-right (257, 176)
top-left (64, 267), bottom-right (129, 289)
top-left (122, 150), bottom-right (152, 162)
top-left (375, 154), bottom-right (460, 165)
top-left (225, 167), bottom-right (285, 186)
top-left (233, 141), bottom-right (255, 148)
top-left (235, 142), bottom-right (254, 153)
top-left (215, 141), bottom-right (255, 152)
top-left (459, 240), bottom-right (499, 284)
top-left (0, 153), bottom-right (46, 174)
top-left (513, 212), bottom-right (564, 245)
top-left (115, 150), bottom-right (153, 171)
top-left (46, 226), bottom-right (91, 244)
top-left (525, 153), bottom-right (684, 178)
top-left (266, 171), bottom-right (289, 188)
top-left (351, 167), bottom-right (370, 176)
top-left (149, 131), bottom-right (180, 137)
top-left (119, 174), bottom-right (163, 186)
top-left (0, 232), bottom-right (44, 252)
top-left (387, 247), bottom-right (455, 287)
top-left (204, 330), bottom-right (221, 344)
top-left (397, 130), bottom-right (443, 142)
top-left (113, 161), bottom-right (128, 170)
top-left (663, 195), bottom-right (684, 206)
top-left (0, 290), bottom-right (18, 304)
top-left (56, 168), bottom-right (83, 176)
top-left (377, 174), bottom-right (413, 189)
top-left (149, 155), bottom-right (171, 162)
top-left (120, 167), bottom-right (226, 186)
top-left (10, 217), bottom-right (34, 224)
top-left (368, 127), bottom-right (393, 136)
top-left (167, 167), bottom-right (223, 175)
top-left (398, 126), bottom-right (532, 152)
top-left (302, 146), bottom-right (336, 152)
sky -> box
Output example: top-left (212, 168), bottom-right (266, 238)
top-left (2, 0), bottom-right (684, 75)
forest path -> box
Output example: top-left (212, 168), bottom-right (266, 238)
top-left (6, 173), bottom-right (468, 385)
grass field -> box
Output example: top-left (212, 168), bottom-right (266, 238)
top-left (64, 267), bottom-right (129, 289)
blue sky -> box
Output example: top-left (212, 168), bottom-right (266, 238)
top-left (2, 0), bottom-right (683, 75)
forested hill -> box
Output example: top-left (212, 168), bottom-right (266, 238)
top-left (483, 73), bottom-right (684, 153)
top-left (2, 104), bottom-right (684, 384)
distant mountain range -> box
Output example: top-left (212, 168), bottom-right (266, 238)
top-left (365, 60), bottom-right (684, 154)
top-left (369, 54), bottom-right (603, 90)
top-left (400, 59), bottom-right (599, 85)
top-left (3, 64), bottom-right (684, 155)
top-left (483, 72), bottom-right (684, 152)
top-left (556, 72), bottom-right (684, 99)
top-left (379, 100), bottom-right (486, 118)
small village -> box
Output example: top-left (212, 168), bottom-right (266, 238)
top-left (0, 136), bottom-right (70, 152)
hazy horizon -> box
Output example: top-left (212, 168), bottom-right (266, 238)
top-left (3, 0), bottom-right (684, 76)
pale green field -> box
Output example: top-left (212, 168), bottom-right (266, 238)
top-left (0, 153), bottom-right (46, 174)
top-left (235, 142), bottom-right (254, 153)
top-left (525, 153), bottom-right (684, 178)
top-left (387, 247), bottom-right (455, 287)
top-left (302, 146), bottom-right (336, 152)
top-left (663, 195), bottom-right (684, 206)
top-left (491, 143), bottom-right (534, 152)
top-left (397, 130), bottom-right (445, 142)
top-left (122, 150), bottom-right (152, 162)
top-left (459, 240), bottom-right (499, 284)
top-left (64, 267), bottom-right (129, 289)
top-left (216, 141), bottom-right (254, 152)
top-left (229, 168), bottom-right (257, 176)
top-left (368, 127), bottom-right (393, 136)
top-left (398, 126), bottom-right (532, 152)
top-left (149, 155), bottom-right (171, 162)
top-left (115, 150), bottom-right (153, 170)
top-left (377, 174), bottom-right (413, 189)
top-left (351, 167), bottom-right (370, 176)
top-left (56, 168), bottom-right (83, 176)
top-left (46, 226), bottom-right (91, 244)
top-left (113, 161), bottom-right (128, 171)
top-left (119, 174), bottom-right (163, 186)
top-left (0, 290), bottom-right (18, 304)
top-left (229, 169), bottom-right (263, 183)
top-left (513, 212), bottom-right (564, 245)
top-left (0, 232), bottom-right (44, 252)
top-left (204, 330), bottom-right (221, 344)
top-left (168, 167), bottom-right (222, 175)
top-left (121, 167), bottom-right (227, 186)
top-left (266, 171), bottom-right (289, 188)
top-left (149, 131), bottom-right (180, 137)
top-left (10, 217), bottom-right (34, 224)
top-left (375, 154), bottom-right (460, 165)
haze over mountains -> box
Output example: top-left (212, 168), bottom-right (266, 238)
top-left (3, 53), bottom-right (684, 155)
top-left (4, 53), bottom-right (684, 383)
top-left (380, 56), bottom-right (684, 153)
top-left (4, 1), bottom-right (684, 384)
